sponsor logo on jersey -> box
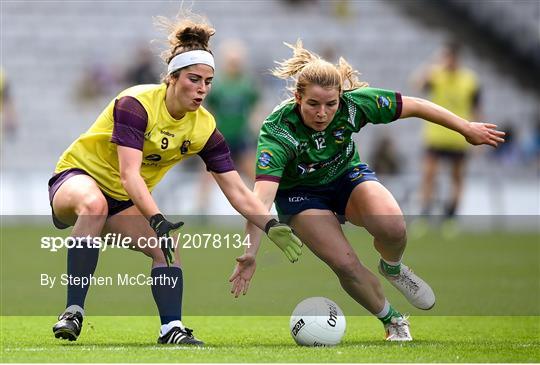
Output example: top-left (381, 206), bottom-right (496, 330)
top-left (161, 130), bottom-right (175, 138)
top-left (291, 318), bottom-right (305, 336)
top-left (376, 95), bottom-right (392, 109)
top-left (297, 163), bottom-right (316, 176)
top-left (180, 140), bottom-right (191, 154)
top-left (348, 167), bottom-right (364, 181)
top-left (145, 154), bottom-right (162, 161)
top-left (297, 148), bottom-right (351, 176)
top-left (311, 131), bottom-right (325, 138)
top-left (332, 127), bottom-right (345, 143)
top-left (257, 150), bottom-right (273, 169)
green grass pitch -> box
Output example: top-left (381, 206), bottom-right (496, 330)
top-left (1, 222), bottom-right (539, 362)
top-left (1, 316), bottom-right (539, 362)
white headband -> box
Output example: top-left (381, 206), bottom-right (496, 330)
top-left (167, 50), bottom-right (215, 75)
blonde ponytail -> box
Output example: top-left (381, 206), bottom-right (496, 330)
top-left (272, 39), bottom-right (367, 96)
top-left (337, 57), bottom-right (368, 91)
top-left (271, 40), bottom-right (319, 80)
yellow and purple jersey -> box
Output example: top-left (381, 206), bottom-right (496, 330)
top-left (55, 83), bottom-right (232, 200)
top-left (424, 66), bottom-right (480, 151)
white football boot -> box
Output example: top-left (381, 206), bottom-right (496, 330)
top-left (379, 262), bottom-right (436, 310)
top-left (385, 316), bottom-right (412, 342)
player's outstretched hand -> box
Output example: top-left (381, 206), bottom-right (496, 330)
top-left (464, 122), bottom-right (506, 147)
top-left (265, 219), bottom-right (303, 263)
top-left (149, 213), bottom-right (184, 266)
top-left (229, 253), bottom-right (256, 298)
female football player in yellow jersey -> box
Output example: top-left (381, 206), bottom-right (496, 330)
top-left (229, 41), bottom-right (505, 341)
top-left (48, 14), bottom-right (302, 345)
top-left (412, 41), bottom-right (482, 234)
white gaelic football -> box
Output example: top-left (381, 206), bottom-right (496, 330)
top-left (290, 297), bottom-right (346, 346)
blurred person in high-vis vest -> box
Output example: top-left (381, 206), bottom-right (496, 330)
top-left (413, 41), bottom-right (482, 228)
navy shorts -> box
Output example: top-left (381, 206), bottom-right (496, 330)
top-left (47, 168), bottom-right (134, 229)
top-left (275, 164), bottom-right (379, 223)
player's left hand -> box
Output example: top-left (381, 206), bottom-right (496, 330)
top-left (265, 219), bottom-right (303, 263)
top-left (464, 122), bottom-right (506, 147)
top-left (229, 253), bottom-right (257, 298)
top-left (149, 213), bottom-right (184, 266)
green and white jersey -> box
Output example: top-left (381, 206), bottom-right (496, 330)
top-left (255, 87), bottom-right (402, 189)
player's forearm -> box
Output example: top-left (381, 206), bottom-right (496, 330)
top-left (242, 182), bottom-right (277, 256)
top-left (402, 96), bottom-right (470, 135)
top-left (228, 188), bottom-right (274, 231)
top-left (120, 172), bottom-right (160, 219)
top-left (244, 221), bottom-right (263, 257)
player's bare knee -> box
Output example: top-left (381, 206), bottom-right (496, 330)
top-left (377, 219), bottom-right (407, 247)
top-left (332, 256), bottom-right (362, 281)
top-left (76, 194), bottom-right (107, 217)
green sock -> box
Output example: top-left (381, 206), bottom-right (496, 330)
top-left (379, 305), bottom-right (402, 325)
top-left (380, 259), bottom-right (401, 276)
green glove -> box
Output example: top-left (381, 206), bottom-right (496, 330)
top-left (264, 219), bottom-right (303, 263)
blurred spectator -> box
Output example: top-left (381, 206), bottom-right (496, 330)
top-left (412, 41), bottom-right (482, 221)
top-left (205, 39), bottom-right (261, 180)
top-left (0, 67), bottom-right (18, 141)
top-left (196, 39), bottom-right (261, 214)
top-left (124, 45), bottom-right (160, 85)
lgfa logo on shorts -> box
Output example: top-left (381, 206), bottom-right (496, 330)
top-left (288, 196), bottom-right (309, 203)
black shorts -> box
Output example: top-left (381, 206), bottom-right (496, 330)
top-left (47, 168), bottom-right (134, 229)
top-left (426, 147), bottom-right (466, 162)
top-left (275, 164), bottom-right (379, 223)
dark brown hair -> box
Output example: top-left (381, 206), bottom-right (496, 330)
top-left (155, 11), bottom-right (215, 83)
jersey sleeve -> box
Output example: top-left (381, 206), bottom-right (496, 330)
top-left (197, 129), bottom-right (236, 173)
top-left (111, 96), bottom-right (148, 151)
top-left (255, 122), bottom-right (295, 183)
top-left (344, 87), bottom-right (402, 130)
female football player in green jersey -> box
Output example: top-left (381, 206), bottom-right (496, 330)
top-left (48, 14), bottom-right (302, 345)
top-left (229, 40), bottom-right (505, 341)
